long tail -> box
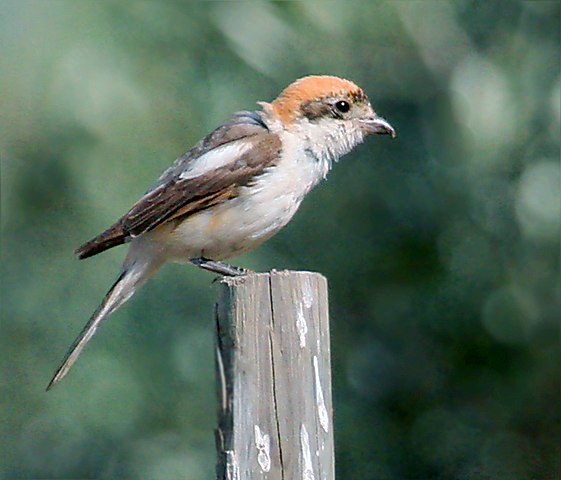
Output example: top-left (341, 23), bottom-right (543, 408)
top-left (46, 258), bottom-right (160, 390)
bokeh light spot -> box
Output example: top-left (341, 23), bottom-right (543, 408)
top-left (451, 54), bottom-right (516, 157)
top-left (482, 285), bottom-right (539, 344)
top-left (515, 160), bottom-right (560, 241)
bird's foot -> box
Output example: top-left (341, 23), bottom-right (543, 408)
top-left (190, 257), bottom-right (251, 277)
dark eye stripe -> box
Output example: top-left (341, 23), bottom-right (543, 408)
top-left (301, 96), bottom-right (360, 121)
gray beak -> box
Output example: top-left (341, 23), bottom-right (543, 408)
top-left (360, 115), bottom-right (396, 138)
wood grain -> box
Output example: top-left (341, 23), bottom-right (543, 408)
top-left (215, 271), bottom-right (334, 479)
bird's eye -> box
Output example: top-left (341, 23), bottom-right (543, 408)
top-left (334, 100), bottom-right (350, 113)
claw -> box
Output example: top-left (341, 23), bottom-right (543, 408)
top-left (190, 257), bottom-right (252, 277)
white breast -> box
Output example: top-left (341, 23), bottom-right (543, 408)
top-left (153, 131), bottom-right (330, 262)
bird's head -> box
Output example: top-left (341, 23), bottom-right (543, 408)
top-left (262, 75), bottom-right (395, 164)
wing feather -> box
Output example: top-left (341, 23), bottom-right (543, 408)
top-left (76, 112), bottom-right (281, 259)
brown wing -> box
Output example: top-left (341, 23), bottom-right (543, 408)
top-left (76, 113), bottom-right (281, 259)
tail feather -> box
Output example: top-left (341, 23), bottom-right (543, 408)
top-left (75, 222), bottom-right (127, 260)
top-left (47, 260), bottom-right (155, 390)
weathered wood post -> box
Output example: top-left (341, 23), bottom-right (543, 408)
top-left (215, 270), bottom-right (334, 479)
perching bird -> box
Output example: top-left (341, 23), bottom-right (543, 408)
top-left (47, 75), bottom-right (395, 390)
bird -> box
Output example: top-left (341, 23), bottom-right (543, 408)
top-left (46, 75), bottom-right (395, 390)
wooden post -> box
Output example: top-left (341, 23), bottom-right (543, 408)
top-left (215, 270), bottom-right (334, 480)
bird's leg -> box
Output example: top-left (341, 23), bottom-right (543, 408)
top-left (190, 257), bottom-right (251, 277)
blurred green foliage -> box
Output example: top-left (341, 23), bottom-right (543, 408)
top-left (1, 1), bottom-right (559, 479)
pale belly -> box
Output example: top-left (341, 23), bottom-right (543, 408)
top-left (156, 183), bottom-right (304, 262)
top-left (133, 137), bottom-right (328, 263)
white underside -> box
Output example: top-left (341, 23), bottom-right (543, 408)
top-left (125, 116), bottom-right (365, 265)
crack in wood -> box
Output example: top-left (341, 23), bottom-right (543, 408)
top-left (215, 272), bottom-right (333, 479)
top-left (268, 274), bottom-right (286, 479)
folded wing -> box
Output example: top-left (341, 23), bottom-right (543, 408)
top-left (76, 112), bottom-right (281, 259)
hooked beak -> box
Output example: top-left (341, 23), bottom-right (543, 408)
top-left (359, 115), bottom-right (396, 138)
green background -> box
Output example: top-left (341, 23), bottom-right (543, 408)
top-left (2, 1), bottom-right (559, 479)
